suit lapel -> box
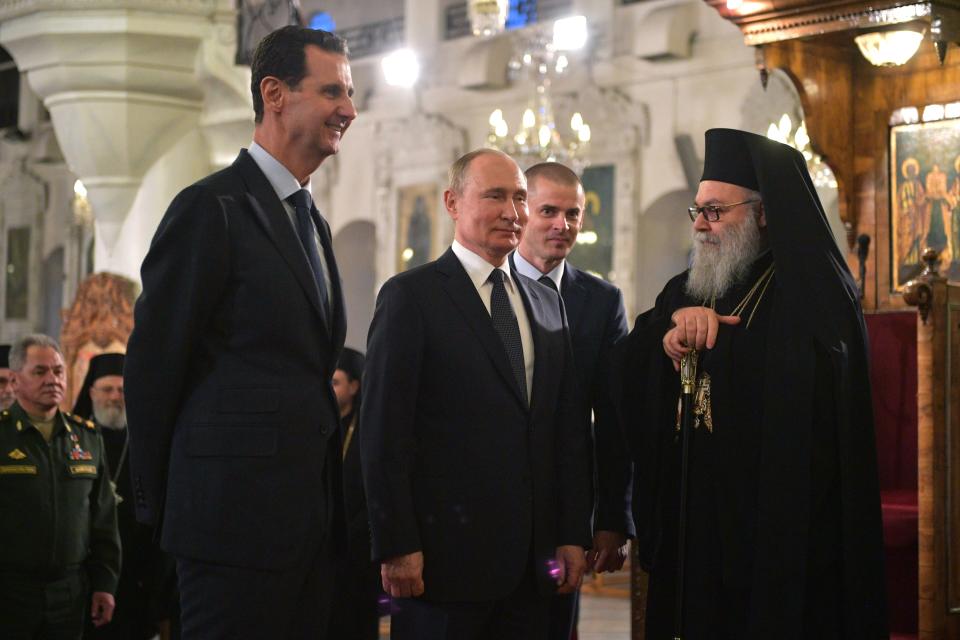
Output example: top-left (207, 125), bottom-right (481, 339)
top-left (235, 151), bottom-right (329, 326)
top-left (315, 211), bottom-right (346, 362)
top-left (560, 264), bottom-right (588, 335)
top-left (436, 249), bottom-right (526, 408)
top-left (514, 271), bottom-right (550, 412)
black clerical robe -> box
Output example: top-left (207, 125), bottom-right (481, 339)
top-left (85, 426), bottom-right (178, 640)
top-left (616, 250), bottom-right (885, 639)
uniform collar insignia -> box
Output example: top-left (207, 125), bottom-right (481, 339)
top-left (7, 448), bottom-right (26, 460)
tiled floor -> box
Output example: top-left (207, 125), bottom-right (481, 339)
top-left (377, 571), bottom-right (633, 639)
top-left (576, 589), bottom-right (631, 640)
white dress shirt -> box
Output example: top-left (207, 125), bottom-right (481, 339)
top-left (451, 240), bottom-right (534, 400)
top-left (248, 142), bottom-right (333, 300)
top-left (512, 250), bottom-right (565, 293)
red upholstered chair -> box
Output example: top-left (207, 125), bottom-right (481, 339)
top-left (865, 312), bottom-right (919, 637)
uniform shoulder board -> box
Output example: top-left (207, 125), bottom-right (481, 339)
top-left (63, 412), bottom-right (95, 429)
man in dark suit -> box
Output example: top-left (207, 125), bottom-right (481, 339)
top-left (329, 348), bottom-right (381, 640)
top-left (511, 162), bottom-right (633, 639)
top-left (123, 25), bottom-right (355, 639)
top-left (361, 149), bottom-right (593, 640)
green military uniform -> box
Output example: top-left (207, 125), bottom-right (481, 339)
top-left (0, 401), bottom-right (121, 639)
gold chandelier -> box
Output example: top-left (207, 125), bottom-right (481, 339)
top-left (485, 16), bottom-right (592, 172)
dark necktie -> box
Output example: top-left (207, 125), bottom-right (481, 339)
top-left (488, 269), bottom-right (527, 402)
top-left (538, 275), bottom-right (558, 293)
top-left (287, 189), bottom-right (331, 324)
top-left (538, 275), bottom-right (564, 315)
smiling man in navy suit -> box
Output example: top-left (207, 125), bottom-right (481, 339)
top-left (124, 25), bottom-right (356, 639)
top-left (512, 162), bottom-right (633, 639)
top-left (362, 149), bottom-right (592, 639)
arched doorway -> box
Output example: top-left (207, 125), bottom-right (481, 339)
top-left (333, 220), bottom-right (376, 352)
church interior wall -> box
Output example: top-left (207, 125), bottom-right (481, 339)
top-left (0, 0), bottom-right (773, 340)
top-left (96, 129), bottom-right (212, 284)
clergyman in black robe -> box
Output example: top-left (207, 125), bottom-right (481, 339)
top-left (75, 353), bottom-right (179, 640)
top-left (615, 128), bottom-right (887, 639)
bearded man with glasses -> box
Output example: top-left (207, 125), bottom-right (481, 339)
top-left (614, 128), bottom-right (887, 639)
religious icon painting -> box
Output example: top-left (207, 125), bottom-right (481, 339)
top-left (569, 164), bottom-right (615, 281)
top-left (890, 116), bottom-right (960, 290)
top-left (396, 183), bottom-right (440, 273)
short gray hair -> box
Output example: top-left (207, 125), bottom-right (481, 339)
top-left (448, 148), bottom-right (515, 195)
top-left (9, 334), bottom-right (62, 371)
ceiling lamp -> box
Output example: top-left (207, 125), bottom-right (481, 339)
top-left (854, 30), bottom-right (924, 66)
top-left (469, 0), bottom-right (510, 37)
top-left (766, 114), bottom-right (837, 189)
top-left (485, 16), bottom-right (591, 172)
top-left (552, 15), bottom-right (588, 51)
top-left (381, 48), bottom-right (420, 88)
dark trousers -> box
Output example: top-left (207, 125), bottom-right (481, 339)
top-left (328, 553), bottom-right (381, 640)
top-left (390, 565), bottom-right (550, 640)
top-left (176, 530), bottom-right (334, 640)
top-left (548, 590), bottom-right (579, 640)
top-left (176, 440), bottom-right (339, 640)
top-left (0, 569), bottom-right (87, 640)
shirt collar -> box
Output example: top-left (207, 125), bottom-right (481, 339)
top-left (248, 141), bottom-right (313, 203)
top-left (451, 240), bottom-right (516, 293)
top-left (513, 249), bottom-right (564, 291)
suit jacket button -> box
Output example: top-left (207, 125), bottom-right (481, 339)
top-left (320, 425), bottom-right (331, 436)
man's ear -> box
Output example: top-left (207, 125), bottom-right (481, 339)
top-left (443, 189), bottom-right (458, 221)
top-left (260, 76), bottom-right (284, 116)
top-left (756, 202), bottom-right (767, 228)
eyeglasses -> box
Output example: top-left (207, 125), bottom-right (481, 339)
top-left (687, 199), bottom-right (760, 222)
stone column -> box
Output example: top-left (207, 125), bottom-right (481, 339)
top-left (0, 0), bottom-right (218, 260)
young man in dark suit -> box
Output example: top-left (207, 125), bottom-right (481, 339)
top-left (361, 149), bottom-right (593, 639)
top-left (511, 162), bottom-right (633, 639)
top-left (329, 348), bottom-right (381, 640)
top-left (123, 25), bottom-right (356, 639)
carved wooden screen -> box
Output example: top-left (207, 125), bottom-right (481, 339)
top-left (904, 250), bottom-right (960, 638)
top-left (59, 272), bottom-right (137, 411)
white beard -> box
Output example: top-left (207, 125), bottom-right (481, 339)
top-left (685, 211), bottom-right (765, 301)
top-left (93, 403), bottom-right (127, 430)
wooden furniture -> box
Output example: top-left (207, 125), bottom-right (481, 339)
top-left (626, 0), bottom-right (960, 633)
top-left (904, 249), bottom-right (960, 638)
top-left (700, 0), bottom-right (960, 311)
top-left (59, 272), bottom-right (137, 411)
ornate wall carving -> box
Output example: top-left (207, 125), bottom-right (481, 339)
top-left (59, 272), bottom-right (137, 410)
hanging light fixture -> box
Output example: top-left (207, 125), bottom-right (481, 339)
top-left (73, 179), bottom-right (94, 228)
top-left (381, 48), bottom-right (421, 87)
top-left (855, 29), bottom-right (925, 66)
top-left (485, 16), bottom-right (592, 172)
top-left (468, 0), bottom-right (510, 37)
top-left (766, 114), bottom-right (837, 189)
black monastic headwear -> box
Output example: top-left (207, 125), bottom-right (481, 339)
top-left (0, 345), bottom-right (9, 368)
top-left (701, 128), bottom-right (760, 191)
top-left (72, 352), bottom-right (125, 419)
top-left (337, 347), bottom-right (365, 381)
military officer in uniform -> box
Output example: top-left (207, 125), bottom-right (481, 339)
top-left (0, 334), bottom-right (121, 639)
